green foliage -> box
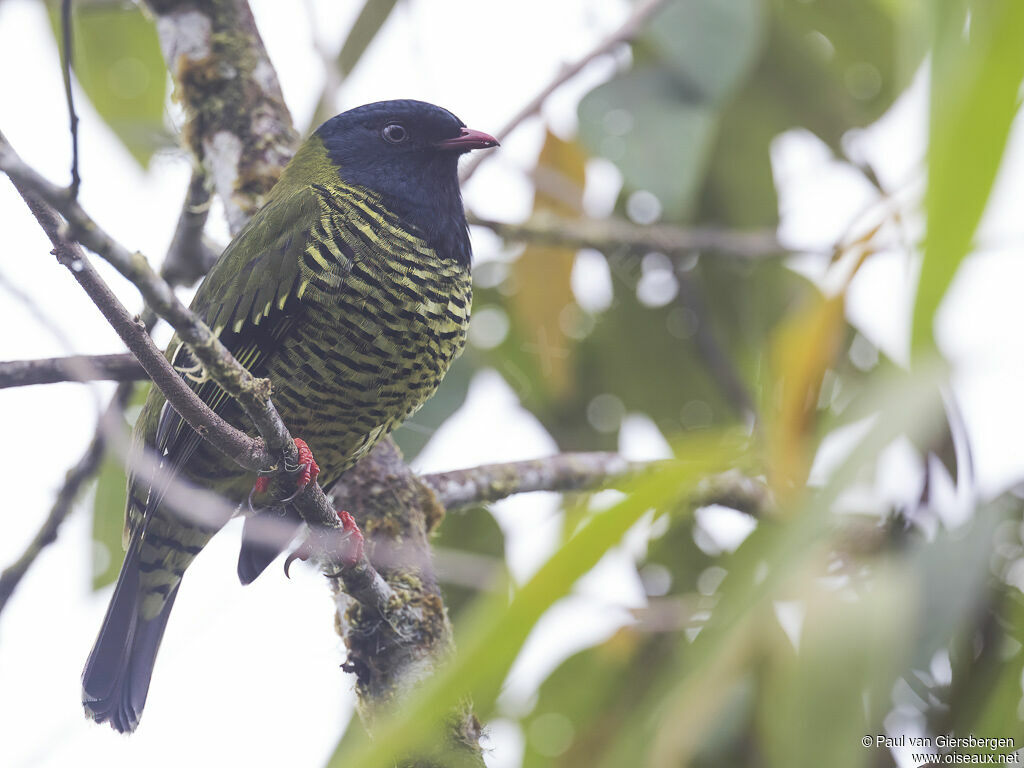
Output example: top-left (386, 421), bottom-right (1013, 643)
top-left (912, 0), bottom-right (1024, 351)
top-left (90, 382), bottom-right (148, 590)
top-left (91, 449), bottom-right (128, 590)
top-left (328, 434), bottom-right (746, 767)
top-left (46, 0), bottom-right (169, 167)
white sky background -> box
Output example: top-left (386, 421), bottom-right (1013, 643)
top-left (0, 0), bottom-right (1023, 766)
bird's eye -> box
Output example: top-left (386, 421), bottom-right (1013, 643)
top-left (381, 123), bottom-right (409, 144)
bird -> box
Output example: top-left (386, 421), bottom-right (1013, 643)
top-left (81, 100), bottom-right (497, 733)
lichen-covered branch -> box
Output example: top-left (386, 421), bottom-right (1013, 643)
top-left (329, 440), bottom-right (484, 765)
top-left (145, 0), bottom-right (297, 233)
top-left (422, 452), bottom-right (646, 511)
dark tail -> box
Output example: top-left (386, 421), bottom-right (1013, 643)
top-left (237, 506), bottom-right (302, 585)
top-left (82, 537), bottom-right (179, 733)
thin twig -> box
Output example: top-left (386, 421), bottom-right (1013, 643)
top-left (0, 383), bottom-right (133, 614)
top-left (459, 0), bottom-right (670, 183)
top-left (471, 211), bottom-right (786, 260)
top-left (160, 169), bottom-right (218, 287)
top-left (60, 0), bottom-right (79, 199)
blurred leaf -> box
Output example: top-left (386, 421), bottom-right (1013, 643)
top-left (913, 0), bottom-right (1024, 351)
top-left (337, 0), bottom-right (398, 75)
top-left (951, 584), bottom-right (1024, 756)
top-left (578, 0), bottom-right (763, 217)
top-left (47, 0), bottom-right (169, 167)
top-left (767, 292), bottom-right (846, 497)
top-left (91, 448), bottom-right (127, 590)
top-left (579, 66), bottom-right (719, 216)
top-left (310, 0), bottom-right (400, 127)
top-left (519, 628), bottom-right (676, 767)
top-left (508, 131), bottom-right (586, 399)
top-left (432, 505), bottom-right (505, 620)
top-left (907, 497), bottom-right (1008, 672)
top-left (645, 360), bottom-right (947, 765)
top-left (646, 0), bottom-right (765, 102)
top-left (327, 433), bottom-right (745, 767)
top-left (758, 562), bottom-right (912, 768)
top-left (90, 382), bottom-right (147, 589)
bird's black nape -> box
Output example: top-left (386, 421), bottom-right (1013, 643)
top-left (315, 100), bottom-right (489, 267)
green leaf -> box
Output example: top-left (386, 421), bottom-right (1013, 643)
top-left (431, 505), bottom-right (506, 621)
top-left (579, 66), bottom-right (719, 215)
top-left (912, 0), bottom-right (1024, 351)
top-left (643, 359), bottom-right (948, 765)
top-left (645, 0), bottom-right (765, 103)
top-left (91, 449), bottom-right (127, 590)
top-left (758, 563), bottom-right (913, 768)
top-left (47, 0), bottom-right (169, 167)
top-left (90, 382), bottom-right (147, 590)
top-left (326, 433), bottom-right (745, 767)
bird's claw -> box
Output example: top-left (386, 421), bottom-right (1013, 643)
top-left (250, 438), bottom-right (320, 507)
top-left (337, 509), bottom-right (365, 567)
top-left (300, 511), bottom-right (365, 579)
top-left (283, 538), bottom-right (316, 579)
top-left (282, 438), bottom-right (319, 501)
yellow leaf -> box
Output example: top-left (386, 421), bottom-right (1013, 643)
top-left (509, 131), bottom-right (587, 398)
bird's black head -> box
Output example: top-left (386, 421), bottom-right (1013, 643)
top-left (315, 100), bottom-right (497, 267)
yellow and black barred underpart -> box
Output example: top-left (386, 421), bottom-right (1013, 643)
top-left (83, 110), bottom-right (477, 733)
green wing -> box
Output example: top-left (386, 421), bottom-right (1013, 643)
top-left (126, 186), bottom-right (322, 534)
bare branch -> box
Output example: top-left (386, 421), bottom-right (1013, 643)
top-left (0, 353), bottom-right (143, 389)
top-left (459, 0), bottom-right (671, 183)
top-left (0, 383), bottom-right (133, 614)
top-left (421, 452), bottom-right (646, 511)
top-left (160, 168), bottom-right (218, 286)
top-left (470, 211), bottom-right (785, 260)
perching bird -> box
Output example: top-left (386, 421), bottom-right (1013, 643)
top-left (81, 100), bottom-right (497, 733)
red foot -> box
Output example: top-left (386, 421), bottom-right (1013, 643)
top-left (251, 438), bottom-right (320, 499)
top-left (338, 510), bottom-right (365, 566)
top-left (293, 438), bottom-right (320, 489)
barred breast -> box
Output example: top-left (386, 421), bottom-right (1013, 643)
top-left (263, 183), bottom-right (472, 484)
